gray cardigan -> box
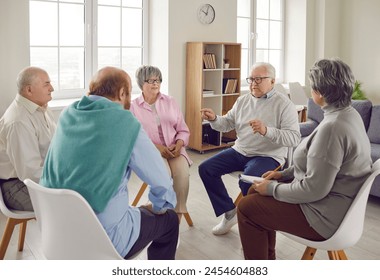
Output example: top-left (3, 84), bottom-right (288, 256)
top-left (267, 104), bottom-right (372, 238)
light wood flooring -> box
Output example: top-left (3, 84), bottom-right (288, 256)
top-left (1, 149), bottom-right (380, 260)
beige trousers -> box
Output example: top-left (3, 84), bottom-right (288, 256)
top-left (164, 155), bottom-right (190, 213)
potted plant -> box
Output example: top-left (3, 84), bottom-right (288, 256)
top-left (352, 80), bottom-right (367, 100)
top-left (223, 58), bottom-right (230, 69)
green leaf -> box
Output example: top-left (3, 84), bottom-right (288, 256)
top-left (352, 80), bottom-right (367, 100)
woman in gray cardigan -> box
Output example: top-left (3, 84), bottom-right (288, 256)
top-left (237, 58), bottom-right (372, 260)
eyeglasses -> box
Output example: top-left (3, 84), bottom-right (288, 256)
top-left (145, 79), bottom-right (162, 84)
top-left (246, 77), bottom-right (270, 84)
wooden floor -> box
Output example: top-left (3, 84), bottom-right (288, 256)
top-left (1, 149), bottom-right (380, 260)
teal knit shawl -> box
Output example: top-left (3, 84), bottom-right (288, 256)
top-left (40, 96), bottom-right (141, 212)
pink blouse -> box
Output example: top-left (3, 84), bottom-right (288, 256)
top-left (130, 93), bottom-right (192, 165)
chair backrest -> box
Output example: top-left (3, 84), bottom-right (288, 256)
top-left (0, 186), bottom-right (35, 220)
top-left (288, 82), bottom-right (309, 106)
top-left (326, 158), bottom-right (380, 250)
top-left (274, 83), bottom-right (289, 98)
top-left (24, 179), bottom-right (123, 260)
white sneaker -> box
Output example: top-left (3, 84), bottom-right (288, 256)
top-left (212, 214), bottom-right (238, 235)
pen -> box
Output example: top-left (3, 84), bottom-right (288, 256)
top-left (263, 164), bottom-right (282, 180)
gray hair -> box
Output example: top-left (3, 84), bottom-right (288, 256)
top-left (16, 66), bottom-right (47, 95)
top-left (251, 62), bottom-right (276, 79)
top-left (309, 58), bottom-right (354, 108)
top-left (135, 65), bottom-right (162, 90)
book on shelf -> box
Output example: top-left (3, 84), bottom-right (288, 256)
top-left (203, 89), bottom-right (214, 95)
top-left (222, 78), bottom-right (238, 94)
top-left (203, 53), bottom-right (216, 69)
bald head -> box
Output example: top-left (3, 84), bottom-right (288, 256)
top-left (89, 67), bottom-right (132, 109)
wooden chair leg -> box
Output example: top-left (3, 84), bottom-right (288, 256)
top-left (301, 108), bottom-right (307, 122)
top-left (183, 212), bottom-right (193, 227)
top-left (328, 250), bottom-right (340, 260)
top-left (337, 250), bottom-right (348, 260)
top-left (301, 246), bottom-right (317, 260)
top-left (132, 182), bottom-right (148, 206)
top-left (18, 220), bottom-right (30, 251)
top-left (234, 192), bottom-right (243, 206)
top-left (0, 218), bottom-right (18, 260)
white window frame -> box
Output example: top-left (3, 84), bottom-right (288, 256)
top-left (237, 0), bottom-right (285, 86)
top-left (29, 0), bottom-right (148, 100)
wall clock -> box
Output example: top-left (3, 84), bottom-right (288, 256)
top-left (197, 4), bottom-right (215, 25)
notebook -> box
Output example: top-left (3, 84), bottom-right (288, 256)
top-left (239, 174), bottom-right (277, 183)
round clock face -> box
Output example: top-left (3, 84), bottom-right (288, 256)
top-left (197, 4), bottom-right (215, 24)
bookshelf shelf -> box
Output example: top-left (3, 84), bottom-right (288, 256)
top-left (185, 42), bottom-right (241, 152)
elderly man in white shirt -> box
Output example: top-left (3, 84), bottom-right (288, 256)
top-left (0, 66), bottom-right (56, 210)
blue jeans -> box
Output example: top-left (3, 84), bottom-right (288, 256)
top-left (198, 148), bottom-right (279, 217)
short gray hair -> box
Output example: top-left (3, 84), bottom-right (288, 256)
top-left (251, 62), bottom-right (276, 79)
top-left (16, 66), bottom-right (47, 95)
top-left (309, 58), bottom-right (354, 108)
top-left (135, 65), bottom-right (162, 90)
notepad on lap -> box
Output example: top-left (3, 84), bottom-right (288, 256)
top-left (239, 174), bottom-right (277, 183)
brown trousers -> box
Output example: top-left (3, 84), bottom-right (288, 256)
top-left (237, 190), bottom-right (325, 260)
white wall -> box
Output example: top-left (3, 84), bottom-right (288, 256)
top-left (0, 0), bottom-right (29, 115)
top-left (304, 0), bottom-right (380, 103)
top-left (340, 0), bottom-right (380, 104)
top-left (150, 0), bottom-right (237, 112)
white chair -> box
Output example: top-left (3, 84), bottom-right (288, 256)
top-left (288, 82), bottom-right (308, 122)
top-left (0, 186), bottom-right (35, 259)
top-left (280, 158), bottom-right (380, 260)
top-left (288, 82), bottom-right (309, 106)
top-left (274, 83), bottom-right (289, 98)
top-left (24, 179), bottom-right (138, 260)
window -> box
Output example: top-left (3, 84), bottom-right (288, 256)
top-left (237, 0), bottom-right (284, 84)
top-left (29, 0), bottom-right (147, 99)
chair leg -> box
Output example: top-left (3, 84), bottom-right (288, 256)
top-left (18, 220), bottom-right (29, 251)
top-left (301, 247), bottom-right (317, 260)
top-left (327, 250), bottom-right (348, 260)
top-left (337, 250), bottom-right (348, 260)
top-left (0, 217), bottom-right (33, 259)
top-left (328, 250), bottom-right (340, 260)
top-left (132, 182), bottom-right (149, 206)
top-left (234, 192), bottom-right (243, 206)
top-left (183, 212), bottom-right (193, 227)
top-left (0, 218), bottom-right (18, 259)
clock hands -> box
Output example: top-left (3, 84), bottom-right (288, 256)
top-left (201, 6), bottom-right (209, 15)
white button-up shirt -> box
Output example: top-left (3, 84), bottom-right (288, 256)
top-left (0, 94), bottom-right (56, 182)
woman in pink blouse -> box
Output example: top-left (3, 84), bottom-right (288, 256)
top-left (130, 65), bottom-right (192, 223)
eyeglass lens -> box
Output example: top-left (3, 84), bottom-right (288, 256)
top-left (146, 79), bottom-right (161, 84)
top-left (246, 77), bottom-right (268, 84)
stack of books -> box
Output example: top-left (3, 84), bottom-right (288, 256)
top-left (203, 89), bottom-right (214, 96)
top-left (203, 53), bottom-right (216, 69)
top-left (222, 78), bottom-right (238, 94)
